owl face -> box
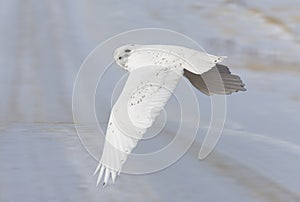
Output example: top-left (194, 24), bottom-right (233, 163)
top-left (114, 44), bottom-right (136, 70)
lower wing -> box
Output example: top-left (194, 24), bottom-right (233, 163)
top-left (94, 65), bottom-right (183, 186)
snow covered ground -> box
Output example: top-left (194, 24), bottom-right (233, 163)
top-left (0, 0), bottom-right (299, 201)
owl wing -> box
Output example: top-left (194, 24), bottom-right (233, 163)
top-left (94, 65), bottom-right (183, 186)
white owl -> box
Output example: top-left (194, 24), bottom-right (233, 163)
top-left (94, 44), bottom-right (246, 186)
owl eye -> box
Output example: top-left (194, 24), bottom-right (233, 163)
top-left (125, 49), bottom-right (131, 53)
top-left (118, 57), bottom-right (122, 60)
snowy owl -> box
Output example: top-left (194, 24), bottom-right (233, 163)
top-left (94, 44), bottom-right (246, 186)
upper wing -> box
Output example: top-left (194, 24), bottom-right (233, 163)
top-left (129, 44), bottom-right (227, 74)
top-left (183, 64), bottom-right (246, 95)
top-left (94, 65), bottom-right (183, 186)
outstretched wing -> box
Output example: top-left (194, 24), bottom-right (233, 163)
top-left (183, 64), bottom-right (246, 95)
top-left (94, 65), bottom-right (183, 186)
top-left (128, 44), bottom-right (226, 74)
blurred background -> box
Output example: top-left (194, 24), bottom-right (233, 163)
top-left (0, 0), bottom-right (299, 201)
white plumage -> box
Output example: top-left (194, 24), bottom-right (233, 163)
top-left (94, 44), bottom-right (245, 187)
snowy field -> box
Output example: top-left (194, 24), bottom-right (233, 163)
top-left (0, 0), bottom-right (300, 201)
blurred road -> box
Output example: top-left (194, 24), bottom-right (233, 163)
top-left (0, 0), bottom-right (300, 202)
top-left (0, 0), bottom-right (89, 123)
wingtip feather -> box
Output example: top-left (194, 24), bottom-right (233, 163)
top-left (93, 163), bottom-right (101, 176)
top-left (103, 168), bottom-right (110, 185)
top-left (96, 165), bottom-right (105, 186)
